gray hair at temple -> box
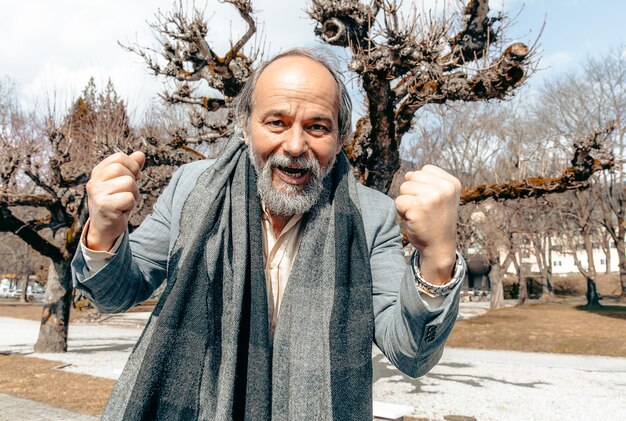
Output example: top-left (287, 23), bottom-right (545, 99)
top-left (233, 48), bottom-right (353, 146)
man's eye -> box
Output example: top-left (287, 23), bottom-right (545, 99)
top-left (310, 124), bottom-right (329, 133)
top-left (267, 120), bottom-right (284, 127)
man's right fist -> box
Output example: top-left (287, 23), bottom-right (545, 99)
top-left (85, 151), bottom-right (145, 251)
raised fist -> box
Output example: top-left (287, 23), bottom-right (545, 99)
top-left (85, 151), bottom-right (145, 251)
top-left (395, 165), bottom-right (461, 285)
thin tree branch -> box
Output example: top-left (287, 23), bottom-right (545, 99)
top-left (0, 192), bottom-right (56, 207)
top-left (0, 205), bottom-right (67, 261)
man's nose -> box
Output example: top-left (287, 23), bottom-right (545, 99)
top-left (282, 126), bottom-right (308, 156)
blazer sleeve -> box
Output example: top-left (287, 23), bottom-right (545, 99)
top-left (370, 196), bottom-right (461, 378)
top-left (71, 165), bottom-right (185, 313)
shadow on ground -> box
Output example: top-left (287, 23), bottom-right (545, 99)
top-left (576, 304), bottom-right (626, 320)
top-left (372, 353), bottom-right (549, 394)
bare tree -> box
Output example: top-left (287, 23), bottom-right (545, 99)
top-left (0, 218), bottom-right (48, 301)
top-left (121, 0), bottom-right (259, 152)
top-left (555, 190), bottom-right (603, 307)
top-left (537, 46), bottom-right (626, 299)
top-left (406, 99), bottom-right (609, 307)
top-left (475, 204), bottom-right (516, 310)
top-left (308, 0), bottom-right (536, 191)
top-left (0, 77), bottom-right (194, 352)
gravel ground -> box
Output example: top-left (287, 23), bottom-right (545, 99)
top-left (372, 346), bottom-right (626, 421)
top-left (1, 316), bottom-right (140, 379)
top-left (2, 300), bottom-right (625, 421)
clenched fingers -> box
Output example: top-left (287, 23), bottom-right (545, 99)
top-left (88, 175), bottom-right (140, 202)
top-left (91, 151), bottom-right (145, 181)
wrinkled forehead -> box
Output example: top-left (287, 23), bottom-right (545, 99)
top-left (253, 55), bottom-right (340, 112)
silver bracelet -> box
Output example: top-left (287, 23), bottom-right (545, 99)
top-left (411, 249), bottom-right (466, 297)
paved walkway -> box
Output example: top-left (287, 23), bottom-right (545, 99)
top-left (0, 393), bottom-right (97, 421)
top-left (2, 300), bottom-right (625, 420)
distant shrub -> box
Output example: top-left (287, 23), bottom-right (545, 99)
top-left (503, 281), bottom-right (519, 299)
top-left (502, 276), bottom-right (544, 299)
top-left (553, 277), bottom-right (582, 296)
top-left (526, 276), bottom-right (544, 298)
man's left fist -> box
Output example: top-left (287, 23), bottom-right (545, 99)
top-left (395, 165), bottom-right (462, 285)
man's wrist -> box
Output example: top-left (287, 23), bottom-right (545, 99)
top-left (411, 249), bottom-right (465, 297)
top-left (84, 221), bottom-right (117, 252)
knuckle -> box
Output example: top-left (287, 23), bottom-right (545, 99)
top-left (120, 174), bottom-right (136, 185)
top-left (442, 181), bottom-right (456, 197)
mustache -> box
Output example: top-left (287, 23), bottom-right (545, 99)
top-left (265, 153), bottom-right (319, 171)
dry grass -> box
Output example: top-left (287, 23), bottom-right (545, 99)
top-left (448, 297), bottom-right (626, 357)
top-left (0, 354), bottom-right (115, 416)
top-left (0, 300), bottom-right (98, 322)
top-left (0, 300), bottom-right (154, 322)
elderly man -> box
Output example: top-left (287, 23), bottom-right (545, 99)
top-left (72, 48), bottom-right (465, 420)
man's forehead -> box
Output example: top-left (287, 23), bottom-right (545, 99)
top-left (253, 55), bottom-right (339, 102)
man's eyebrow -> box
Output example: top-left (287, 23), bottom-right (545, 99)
top-left (257, 110), bottom-right (335, 125)
top-left (308, 115), bottom-right (335, 125)
top-left (258, 108), bottom-right (290, 120)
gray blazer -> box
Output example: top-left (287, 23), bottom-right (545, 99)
top-left (72, 159), bottom-right (461, 378)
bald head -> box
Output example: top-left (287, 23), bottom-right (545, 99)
top-left (255, 55), bottom-right (339, 113)
top-left (234, 48), bottom-right (352, 145)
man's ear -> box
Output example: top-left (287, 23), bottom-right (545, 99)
top-left (335, 138), bottom-right (344, 154)
top-left (242, 125), bottom-right (250, 145)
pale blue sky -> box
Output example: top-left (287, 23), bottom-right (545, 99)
top-left (506, 0), bottom-right (626, 84)
top-left (1, 1), bottom-right (625, 115)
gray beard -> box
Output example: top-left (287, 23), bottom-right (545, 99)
top-left (249, 148), bottom-right (335, 217)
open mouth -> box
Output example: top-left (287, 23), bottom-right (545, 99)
top-left (275, 165), bottom-right (311, 184)
top-left (277, 166), bottom-right (308, 177)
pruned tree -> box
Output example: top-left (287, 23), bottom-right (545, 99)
top-left (121, 0), bottom-right (260, 153)
top-left (309, 0), bottom-right (535, 191)
top-left (460, 124), bottom-right (615, 204)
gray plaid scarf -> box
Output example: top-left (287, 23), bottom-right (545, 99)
top-left (102, 137), bottom-right (374, 420)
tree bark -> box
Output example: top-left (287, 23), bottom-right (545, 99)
top-left (18, 276), bottom-right (28, 303)
top-left (33, 260), bottom-right (72, 353)
top-left (532, 235), bottom-right (554, 302)
top-left (617, 225), bottom-right (626, 300)
top-left (489, 257), bottom-right (505, 310)
top-left (585, 277), bottom-right (602, 307)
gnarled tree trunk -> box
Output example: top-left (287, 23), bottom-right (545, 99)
top-left (18, 276), bottom-right (28, 303)
top-left (34, 260), bottom-right (73, 353)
